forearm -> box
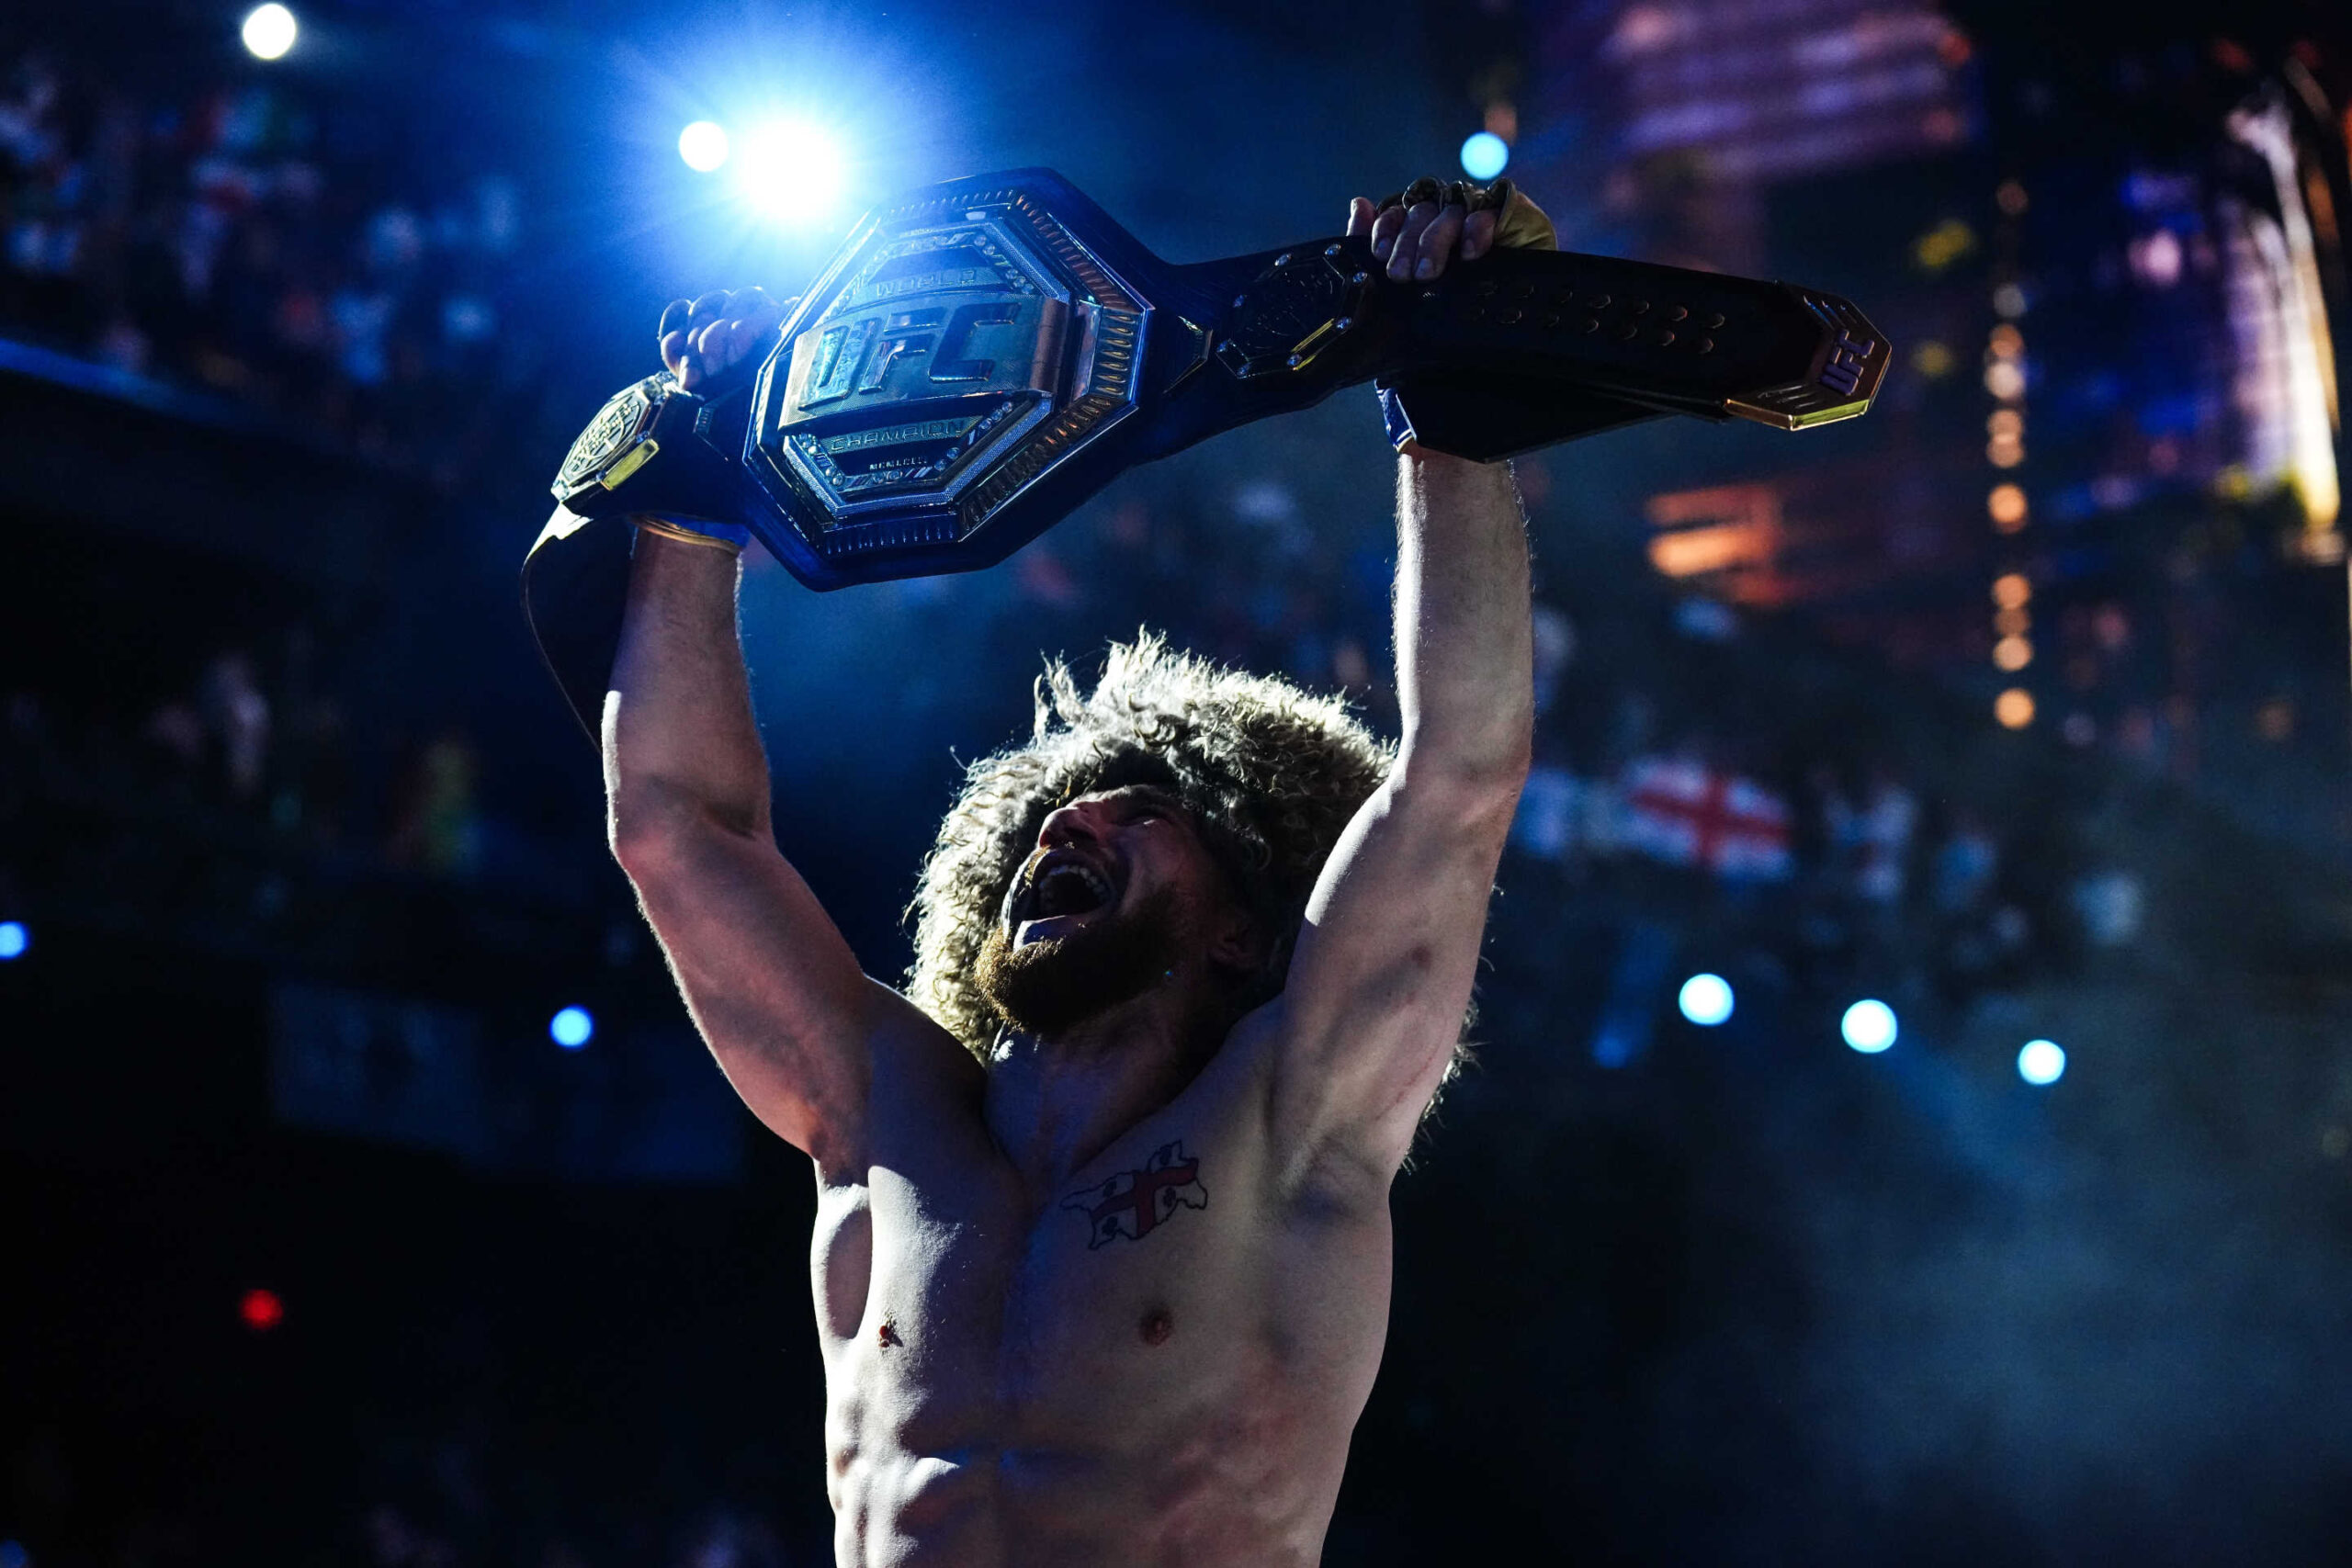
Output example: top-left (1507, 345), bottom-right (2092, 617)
top-left (603, 528), bottom-right (773, 852)
top-left (1391, 446), bottom-right (1534, 784)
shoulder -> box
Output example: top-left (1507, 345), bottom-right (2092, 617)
top-left (820, 981), bottom-right (992, 1183)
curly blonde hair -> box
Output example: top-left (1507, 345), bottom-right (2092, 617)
top-left (906, 631), bottom-right (1398, 1060)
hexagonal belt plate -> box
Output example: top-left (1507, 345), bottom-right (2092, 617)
top-left (745, 181), bottom-right (1148, 572)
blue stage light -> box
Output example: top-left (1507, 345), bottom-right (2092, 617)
top-left (679, 120), bottom-right (730, 173)
top-left (0, 921), bottom-right (25, 961)
top-left (242, 4), bottom-right (298, 60)
top-left (1841, 998), bottom-right (1897, 1054)
top-left (2018, 1038), bottom-right (2065, 1085)
top-left (549, 1006), bottom-right (594, 1049)
top-left (1678, 973), bottom-right (1734, 1027)
top-left (735, 119), bottom-right (843, 224)
top-left (1460, 131), bottom-right (1510, 181)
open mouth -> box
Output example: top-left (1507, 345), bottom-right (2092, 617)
top-left (1012, 849), bottom-right (1119, 940)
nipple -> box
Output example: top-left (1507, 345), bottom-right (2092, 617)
top-left (877, 1317), bottom-right (903, 1349)
top-left (1139, 1306), bottom-right (1173, 1347)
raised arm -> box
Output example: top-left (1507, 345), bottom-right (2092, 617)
top-left (603, 289), bottom-right (967, 1178)
top-left (1269, 191), bottom-right (1538, 1179)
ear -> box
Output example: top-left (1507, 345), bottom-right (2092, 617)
top-left (1205, 906), bottom-right (1267, 974)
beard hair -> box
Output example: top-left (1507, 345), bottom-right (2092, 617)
top-left (976, 882), bottom-right (1189, 1042)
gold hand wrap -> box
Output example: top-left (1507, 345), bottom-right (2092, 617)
top-left (633, 516), bottom-right (744, 554)
top-left (1375, 176), bottom-right (1558, 252)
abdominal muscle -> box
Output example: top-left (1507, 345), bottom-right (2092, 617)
top-left (810, 1182), bottom-right (1387, 1568)
top-left (820, 1352), bottom-right (1349, 1568)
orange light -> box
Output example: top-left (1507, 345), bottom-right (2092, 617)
top-left (1992, 572), bottom-right (2030, 609)
top-left (1988, 410), bottom-right (2023, 439)
top-left (1995, 688), bottom-right (2036, 728)
top-left (1988, 323), bottom-right (2024, 359)
top-left (1988, 484), bottom-right (2029, 526)
top-left (1993, 635), bottom-right (2033, 671)
top-left (1988, 439), bottom-right (2025, 469)
top-left (1647, 520), bottom-right (1778, 579)
top-left (1995, 606), bottom-right (2030, 637)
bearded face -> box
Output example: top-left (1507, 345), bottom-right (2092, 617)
top-left (975, 880), bottom-right (1189, 1041)
top-left (975, 788), bottom-right (1258, 1042)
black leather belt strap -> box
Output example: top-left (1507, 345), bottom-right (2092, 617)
top-left (1155, 235), bottom-right (1885, 461)
top-left (521, 502), bottom-right (635, 743)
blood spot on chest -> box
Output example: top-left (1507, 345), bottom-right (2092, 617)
top-left (877, 1318), bottom-right (903, 1349)
top-left (1139, 1306), bottom-right (1174, 1347)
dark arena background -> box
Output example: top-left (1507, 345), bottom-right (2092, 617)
top-left (6, 0), bottom-right (2352, 1562)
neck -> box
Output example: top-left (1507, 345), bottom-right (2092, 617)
top-left (983, 980), bottom-right (1227, 1192)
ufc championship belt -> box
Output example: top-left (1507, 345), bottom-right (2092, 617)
top-left (526, 167), bottom-right (1887, 734)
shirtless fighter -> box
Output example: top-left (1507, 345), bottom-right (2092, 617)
top-left (604, 180), bottom-right (1542, 1566)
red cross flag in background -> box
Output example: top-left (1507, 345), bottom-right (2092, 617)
top-left (1619, 757), bottom-right (1793, 881)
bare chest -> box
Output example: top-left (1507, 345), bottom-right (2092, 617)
top-left (818, 1125), bottom-right (1301, 1447)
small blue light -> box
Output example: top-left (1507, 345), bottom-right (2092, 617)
top-left (549, 1006), bottom-right (594, 1049)
top-left (2018, 1038), bottom-right (2065, 1085)
top-left (1678, 973), bottom-right (1734, 1027)
top-left (0, 921), bottom-right (26, 961)
top-left (241, 4), bottom-right (297, 61)
top-left (0, 1537), bottom-right (28, 1568)
top-left (679, 120), bottom-right (729, 173)
top-left (1841, 998), bottom-right (1897, 1054)
top-left (1460, 131), bottom-right (1510, 181)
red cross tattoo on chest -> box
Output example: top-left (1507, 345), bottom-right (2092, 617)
top-left (1061, 1140), bottom-right (1209, 1248)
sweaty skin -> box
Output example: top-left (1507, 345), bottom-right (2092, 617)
top-left (598, 192), bottom-right (1533, 1566)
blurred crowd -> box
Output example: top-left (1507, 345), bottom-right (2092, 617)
top-left (1, 634), bottom-right (484, 919)
top-left (0, 45), bottom-right (535, 484)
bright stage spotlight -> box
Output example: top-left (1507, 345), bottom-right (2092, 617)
top-left (0, 920), bottom-right (25, 961)
top-left (679, 120), bottom-right (730, 173)
top-left (734, 119), bottom-right (844, 224)
top-left (2018, 1038), bottom-right (2065, 1085)
top-left (549, 1006), bottom-right (595, 1050)
top-left (242, 4), bottom-right (298, 60)
top-left (1678, 973), bottom-right (1735, 1027)
top-left (1460, 131), bottom-right (1510, 180)
top-left (1841, 998), bottom-right (1897, 1054)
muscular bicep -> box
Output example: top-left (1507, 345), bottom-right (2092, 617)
top-left (620, 816), bottom-right (972, 1178)
top-left (1266, 761), bottom-right (1521, 1174)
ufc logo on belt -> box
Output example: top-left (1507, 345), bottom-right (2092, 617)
top-left (798, 300), bottom-right (1024, 410)
top-left (1819, 330), bottom-right (1876, 397)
